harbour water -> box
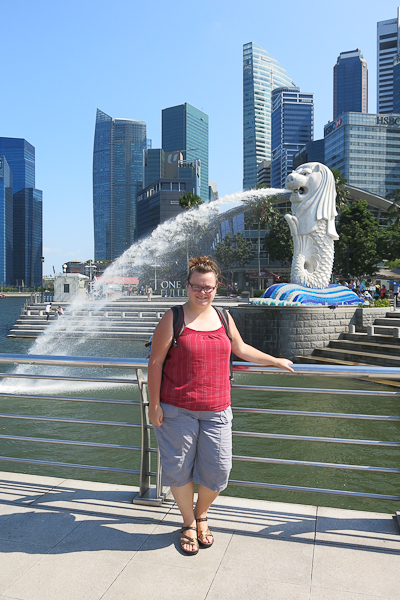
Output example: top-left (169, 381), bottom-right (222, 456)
top-left (0, 296), bottom-right (399, 514)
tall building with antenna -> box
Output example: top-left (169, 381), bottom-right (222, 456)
top-left (243, 42), bottom-right (296, 190)
top-left (92, 109), bottom-right (147, 261)
top-left (162, 103), bottom-right (209, 204)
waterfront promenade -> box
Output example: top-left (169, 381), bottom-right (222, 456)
top-left (0, 471), bottom-right (399, 600)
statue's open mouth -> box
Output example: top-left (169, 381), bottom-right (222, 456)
top-left (291, 186), bottom-right (306, 196)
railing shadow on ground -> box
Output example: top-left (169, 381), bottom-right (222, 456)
top-left (0, 475), bottom-right (399, 557)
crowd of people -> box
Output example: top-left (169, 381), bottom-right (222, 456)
top-left (338, 279), bottom-right (400, 305)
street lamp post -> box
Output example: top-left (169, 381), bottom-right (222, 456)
top-left (40, 256), bottom-right (45, 302)
top-left (151, 254), bottom-right (160, 292)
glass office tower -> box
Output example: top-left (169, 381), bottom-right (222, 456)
top-left (162, 103), bottom-right (209, 204)
top-left (271, 87), bottom-right (314, 188)
top-left (0, 157), bottom-right (13, 286)
top-left (243, 42), bottom-right (296, 190)
top-left (0, 137), bottom-right (43, 287)
top-left (333, 49), bottom-right (368, 119)
top-left (93, 109), bottom-right (147, 261)
top-left (324, 112), bottom-right (400, 197)
top-left (377, 8), bottom-right (400, 114)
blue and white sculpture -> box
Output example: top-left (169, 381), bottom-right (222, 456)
top-left (261, 162), bottom-right (361, 306)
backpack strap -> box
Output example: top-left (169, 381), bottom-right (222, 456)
top-left (213, 306), bottom-right (234, 383)
top-left (171, 305), bottom-right (185, 348)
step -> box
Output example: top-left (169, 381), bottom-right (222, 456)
top-left (374, 318), bottom-right (400, 327)
top-left (342, 332), bottom-right (400, 346)
top-left (313, 347), bottom-right (400, 367)
top-left (330, 339), bottom-right (400, 356)
top-left (295, 355), bottom-right (370, 366)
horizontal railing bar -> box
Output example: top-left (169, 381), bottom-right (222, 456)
top-left (0, 456), bottom-right (140, 474)
top-left (0, 434), bottom-right (141, 451)
top-left (0, 373), bottom-right (138, 385)
top-left (0, 393), bottom-right (139, 406)
top-left (0, 354), bottom-right (148, 369)
top-left (231, 407), bottom-right (400, 421)
top-left (1, 354), bottom-right (400, 379)
top-left (0, 414), bottom-right (141, 427)
top-left (232, 385), bottom-right (400, 397)
top-left (232, 454), bottom-right (400, 474)
top-left (228, 479), bottom-right (400, 501)
top-left (232, 430), bottom-right (400, 447)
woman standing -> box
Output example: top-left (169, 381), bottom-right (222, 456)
top-left (148, 256), bottom-right (293, 555)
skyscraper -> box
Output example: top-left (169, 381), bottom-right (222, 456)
top-left (377, 8), bottom-right (400, 114)
top-left (333, 49), bottom-right (368, 119)
top-left (0, 157), bottom-right (13, 286)
top-left (162, 103), bottom-right (209, 204)
top-left (243, 42), bottom-right (296, 190)
top-left (0, 138), bottom-right (43, 287)
top-left (271, 87), bottom-right (314, 189)
top-left (93, 109), bottom-right (147, 261)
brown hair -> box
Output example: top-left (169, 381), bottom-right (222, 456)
top-left (187, 256), bottom-right (221, 285)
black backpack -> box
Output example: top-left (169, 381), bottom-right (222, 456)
top-left (146, 305), bottom-right (234, 381)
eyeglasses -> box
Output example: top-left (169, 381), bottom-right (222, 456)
top-left (188, 283), bottom-right (217, 294)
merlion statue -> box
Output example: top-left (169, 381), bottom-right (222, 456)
top-left (285, 162), bottom-right (338, 290)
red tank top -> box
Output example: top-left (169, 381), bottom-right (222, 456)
top-left (160, 325), bottom-right (232, 411)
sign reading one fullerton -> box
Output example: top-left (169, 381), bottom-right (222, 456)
top-left (376, 116), bottom-right (400, 126)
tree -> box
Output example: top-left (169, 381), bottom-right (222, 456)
top-left (178, 192), bottom-right (204, 268)
top-left (243, 189), bottom-right (278, 288)
top-left (215, 232), bottom-right (253, 286)
top-left (264, 211), bottom-right (293, 266)
top-left (331, 168), bottom-right (349, 212)
top-left (178, 192), bottom-right (203, 210)
top-left (334, 199), bottom-right (381, 279)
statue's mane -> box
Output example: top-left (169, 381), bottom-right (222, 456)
top-left (293, 163), bottom-right (339, 240)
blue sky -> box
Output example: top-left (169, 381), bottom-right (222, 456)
top-left (1, 0), bottom-right (397, 274)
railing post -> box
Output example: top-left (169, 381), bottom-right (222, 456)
top-left (133, 367), bottom-right (170, 505)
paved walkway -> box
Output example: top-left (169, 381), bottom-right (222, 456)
top-left (0, 471), bottom-right (399, 600)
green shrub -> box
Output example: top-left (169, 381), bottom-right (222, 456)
top-left (374, 298), bottom-right (391, 307)
top-left (253, 289), bottom-right (266, 297)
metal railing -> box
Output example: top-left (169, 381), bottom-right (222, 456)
top-left (0, 354), bottom-right (399, 508)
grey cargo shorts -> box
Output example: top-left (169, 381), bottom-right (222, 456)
top-left (153, 402), bottom-right (233, 493)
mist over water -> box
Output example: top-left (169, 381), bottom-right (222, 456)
top-left (0, 188), bottom-right (284, 393)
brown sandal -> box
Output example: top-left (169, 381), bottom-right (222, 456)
top-left (196, 517), bottom-right (214, 548)
top-left (180, 526), bottom-right (199, 555)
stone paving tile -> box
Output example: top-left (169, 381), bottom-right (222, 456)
top-left (316, 506), bottom-right (400, 551)
top-left (0, 472), bottom-right (65, 504)
top-left (312, 543), bottom-right (400, 599)
top-left (311, 588), bottom-right (394, 600)
top-left (4, 550), bottom-right (134, 600)
top-left (218, 533), bottom-right (314, 586)
top-left (0, 503), bottom-right (25, 525)
top-left (52, 514), bottom-right (158, 555)
top-left (132, 522), bottom-right (232, 571)
top-left (206, 571), bottom-right (311, 600)
top-left (0, 506), bottom-right (89, 548)
top-left (33, 477), bottom-right (173, 521)
top-left (0, 539), bottom-right (49, 595)
top-left (101, 560), bottom-right (215, 600)
top-left (165, 496), bottom-right (317, 540)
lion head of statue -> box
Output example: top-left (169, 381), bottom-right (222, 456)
top-left (285, 162), bottom-right (338, 240)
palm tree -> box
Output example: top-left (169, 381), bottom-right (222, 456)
top-left (178, 193), bottom-right (204, 268)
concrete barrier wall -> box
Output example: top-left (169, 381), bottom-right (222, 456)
top-left (229, 305), bottom-right (387, 359)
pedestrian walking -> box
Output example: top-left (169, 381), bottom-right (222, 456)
top-left (44, 303), bottom-right (52, 321)
top-left (147, 286), bottom-right (153, 302)
top-left (393, 283), bottom-right (400, 307)
top-left (148, 256), bottom-right (293, 555)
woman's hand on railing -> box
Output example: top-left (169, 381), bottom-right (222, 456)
top-left (273, 358), bottom-right (294, 372)
top-left (149, 404), bottom-right (163, 427)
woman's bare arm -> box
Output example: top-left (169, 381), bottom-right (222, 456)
top-left (147, 310), bottom-right (174, 426)
top-left (228, 313), bottom-right (294, 372)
